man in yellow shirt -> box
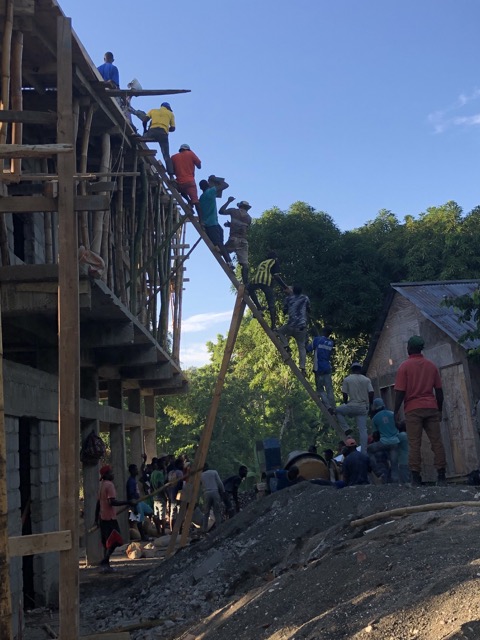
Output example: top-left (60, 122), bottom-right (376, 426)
top-left (144, 102), bottom-right (176, 177)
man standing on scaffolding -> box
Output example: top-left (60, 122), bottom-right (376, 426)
top-left (247, 251), bottom-right (288, 329)
top-left (143, 102), bottom-right (176, 178)
top-left (199, 179), bottom-right (235, 270)
top-left (219, 197), bottom-right (252, 284)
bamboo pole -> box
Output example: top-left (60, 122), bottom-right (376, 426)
top-left (79, 104), bottom-right (94, 248)
top-left (91, 133), bottom-right (110, 255)
top-left (0, 0), bottom-right (13, 145)
top-left (130, 162), bottom-right (147, 316)
top-left (0, 287), bottom-right (12, 640)
top-left (166, 287), bottom-right (247, 557)
top-left (114, 157), bottom-right (127, 304)
top-left (350, 501), bottom-right (480, 528)
top-left (10, 31), bottom-right (23, 177)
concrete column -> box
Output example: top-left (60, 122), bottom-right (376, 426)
top-left (144, 395), bottom-right (157, 462)
top-left (80, 369), bottom-right (102, 566)
top-left (107, 381), bottom-right (128, 542)
top-left (127, 390), bottom-right (142, 467)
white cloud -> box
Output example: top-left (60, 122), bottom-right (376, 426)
top-left (428, 88), bottom-right (480, 133)
top-left (181, 310), bottom-right (232, 333)
top-left (179, 342), bottom-right (212, 368)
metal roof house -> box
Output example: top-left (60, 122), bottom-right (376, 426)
top-left (366, 280), bottom-right (480, 481)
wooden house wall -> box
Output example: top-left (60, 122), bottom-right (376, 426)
top-left (367, 292), bottom-right (480, 479)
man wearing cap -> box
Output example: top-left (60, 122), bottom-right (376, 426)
top-left (95, 465), bottom-right (133, 571)
top-left (219, 197), bottom-right (252, 284)
top-left (144, 102), bottom-right (176, 177)
top-left (199, 179), bottom-right (235, 269)
top-left (171, 144), bottom-right (202, 215)
top-left (97, 52), bottom-right (119, 88)
top-left (394, 335), bottom-right (446, 486)
top-left (336, 363), bottom-right (374, 454)
top-left (341, 438), bottom-right (375, 485)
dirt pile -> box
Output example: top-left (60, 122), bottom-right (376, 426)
top-left (75, 482), bottom-right (480, 640)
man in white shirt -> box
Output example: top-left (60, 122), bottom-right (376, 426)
top-left (200, 464), bottom-right (225, 533)
top-left (336, 362), bottom-right (374, 453)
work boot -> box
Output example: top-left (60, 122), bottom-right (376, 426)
top-left (437, 469), bottom-right (447, 486)
top-left (411, 471), bottom-right (422, 486)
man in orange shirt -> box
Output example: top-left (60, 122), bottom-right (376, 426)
top-left (394, 335), bottom-right (446, 486)
top-left (95, 465), bottom-right (133, 571)
top-left (171, 144), bottom-right (202, 216)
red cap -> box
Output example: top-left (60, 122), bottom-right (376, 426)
top-left (99, 464), bottom-right (112, 478)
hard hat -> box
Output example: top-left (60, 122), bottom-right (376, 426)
top-left (179, 144), bottom-right (191, 151)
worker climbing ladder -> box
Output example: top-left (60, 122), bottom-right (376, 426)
top-left (152, 162), bottom-right (347, 555)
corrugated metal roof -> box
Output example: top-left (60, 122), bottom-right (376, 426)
top-left (391, 280), bottom-right (480, 350)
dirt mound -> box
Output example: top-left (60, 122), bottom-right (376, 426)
top-left (77, 483), bottom-right (480, 640)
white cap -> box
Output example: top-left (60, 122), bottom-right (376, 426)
top-left (179, 143), bottom-right (191, 151)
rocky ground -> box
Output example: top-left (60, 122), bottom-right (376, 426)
top-left (26, 482), bottom-right (480, 640)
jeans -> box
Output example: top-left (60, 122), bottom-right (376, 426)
top-left (202, 490), bottom-right (222, 532)
top-left (148, 127), bottom-right (174, 176)
top-left (277, 325), bottom-right (307, 368)
top-left (314, 372), bottom-right (335, 409)
top-left (247, 283), bottom-right (276, 327)
top-left (336, 403), bottom-right (368, 453)
top-left (405, 408), bottom-right (446, 472)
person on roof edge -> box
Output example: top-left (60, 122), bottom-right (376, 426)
top-left (97, 51), bottom-right (119, 88)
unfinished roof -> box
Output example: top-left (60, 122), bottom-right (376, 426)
top-left (392, 280), bottom-right (480, 350)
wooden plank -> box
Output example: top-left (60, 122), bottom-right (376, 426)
top-left (80, 634), bottom-right (130, 639)
top-left (0, 285), bottom-right (13, 637)
top-left (1, 172), bottom-right (140, 182)
top-left (8, 530), bottom-right (72, 557)
top-left (86, 181), bottom-right (116, 193)
top-left (100, 87), bottom-right (191, 97)
top-left (57, 16), bottom-right (80, 640)
top-left (167, 287), bottom-right (246, 557)
top-left (0, 144), bottom-right (73, 158)
top-left (0, 110), bottom-right (57, 124)
top-left (0, 195), bottom-right (110, 213)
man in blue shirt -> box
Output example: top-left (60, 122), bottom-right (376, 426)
top-left (307, 326), bottom-right (335, 413)
top-left (342, 438), bottom-right (374, 485)
top-left (371, 397), bottom-right (400, 483)
top-left (199, 179), bottom-right (234, 269)
top-left (97, 52), bottom-right (119, 88)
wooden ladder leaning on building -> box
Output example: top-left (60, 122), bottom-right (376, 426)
top-left (153, 163), bottom-right (346, 557)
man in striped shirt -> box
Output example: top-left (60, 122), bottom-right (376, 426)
top-left (247, 251), bottom-right (288, 329)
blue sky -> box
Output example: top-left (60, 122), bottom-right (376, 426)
top-left (60, 0), bottom-right (480, 367)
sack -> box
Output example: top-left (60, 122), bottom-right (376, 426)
top-left (80, 430), bottom-right (106, 465)
top-left (467, 469), bottom-right (480, 485)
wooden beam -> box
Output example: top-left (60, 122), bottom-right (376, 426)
top-left (100, 88), bottom-right (191, 97)
top-left (0, 143), bottom-right (73, 158)
top-left (57, 16), bottom-right (80, 640)
top-left (1, 171), bottom-right (140, 182)
top-left (167, 287), bottom-right (246, 557)
top-left (0, 285), bottom-right (13, 637)
top-left (86, 181), bottom-right (116, 193)
top-left (0, 110), bottom-right (56, 124)
top-left (0, 195), bottom-right (110, 212)
top-left (8, 530), bottom-right (72, 557)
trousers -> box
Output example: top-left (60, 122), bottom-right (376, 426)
top-left (405, 407), bottom-right (446, 472)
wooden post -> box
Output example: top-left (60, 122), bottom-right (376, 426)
top-left (80, 369), bottom-right (102, 566)
top-left (144, 395), bottom-right (157, 462)
top-left (0, 0), bottom-right (13, 144)
top-left (108, 381), bottom-right (128, 543)
top-left (10, 31), bottom-right (23, 177)
top-left (127, 390), bottom-right (142, 467)
top-left (57, 16), bottom-right (80, 640)
top-left (166, 287), bottom-right (246, 556)
top-left (0, 289), bottom-right (12, 640)
top-left (91, 133), bottom-right (110, 255)
top-left (79, 104), bottom-right (94, 248)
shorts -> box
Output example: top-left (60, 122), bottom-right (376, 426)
top-left (154, 495), bottom-right (167, 519)
top-left (177, 180), bottom-right (199, 204)
top-left (100, 519), bottom-right (121, 548)
top-left (205, 224), bottom-right (224, 247)
top-left (225, 237), bottom-right (248, 265)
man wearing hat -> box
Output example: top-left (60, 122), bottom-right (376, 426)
top-left (143, 102), bottom-right (176, 177)
top-left (219, 196), bottom-right (252, 284)
top-left (394, 335), bottom-right (446, 485)
top-left (336, 362), bottom-right (374, 454)
top-left (171, 144), bottom-right (202, 215)
top-left (95, 465), bottom-right (133, 571)
top-left (342, 438), bottom-right (375, 486)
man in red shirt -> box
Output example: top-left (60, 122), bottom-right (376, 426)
top-left (95, 465), bottom-right (132, 571)
top-left (394, 335), bottom-right (446, 486)
top-left (171, 144), bottom-right (202, 216)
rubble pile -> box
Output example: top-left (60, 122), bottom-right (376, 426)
top-left (79, 483), bottom-right (480, 640)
